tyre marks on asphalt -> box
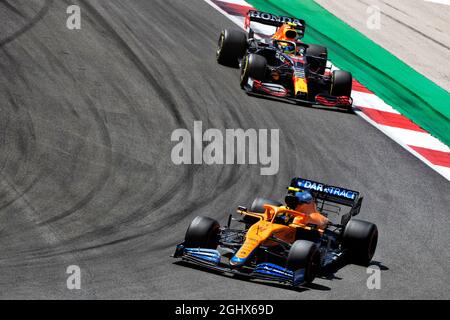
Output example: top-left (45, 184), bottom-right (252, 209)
top-left (0, 0), bottom-right (53, 47)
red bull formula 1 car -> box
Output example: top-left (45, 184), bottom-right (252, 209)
top-left (173, 178), bottom-right (378, 287)
top-left (216, 10), bottom-right (354, 110)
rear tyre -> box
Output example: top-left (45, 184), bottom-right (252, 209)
top-left (330, 70), bottom-right (352, 97)
top-left (216, 29), bottom-right (248, 67)
top-left (184, 216), bottom-right (220, 249)
top-left (243, 197), bottom-right (282, 226)
top-left (287, 240), bottom-right (320, 283)
top-left (240, 54), bottom-right (267, 88)
top-left (306, 44), bottom-right (328, 75)
top-left (342, 219), bottom-right (378, 266)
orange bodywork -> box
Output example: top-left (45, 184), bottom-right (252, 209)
top-left (271, 23), bottom-right (301, 42)
top-left (235, 204), bottom-right (329, 260)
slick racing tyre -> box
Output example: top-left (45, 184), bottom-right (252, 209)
top-left (287, 240), bottom-right (321, 284)
top-left (342, 219), bottom-right (378, 266)
top-left (216, 29), bottom-right (247, 67)
top-left (243, 197), bottom-right (282, 226)
top-left (305, 44), bottom-right (328, 75)
top-left (330, 70), bottom-right (353, 97)
top-left (250, 197), bottom-right (283, 213)
top-left (240, 54), bottom-right (267, 88)
top-left (184, 216), bottom-right (220, 249)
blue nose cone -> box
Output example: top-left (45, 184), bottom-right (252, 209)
top-left (230, 255), bottom-right (247, 267)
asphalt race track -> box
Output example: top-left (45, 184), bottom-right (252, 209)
top-left (0, 0), bottom-right (448, 299)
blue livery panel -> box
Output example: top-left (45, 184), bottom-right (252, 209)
top-left (295, 178), bottom-right (359, 201)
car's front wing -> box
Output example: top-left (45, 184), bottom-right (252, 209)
top-left (244, 78), bottom-right (353, 109)
top-left (173, 244), bottom-right (306, 287)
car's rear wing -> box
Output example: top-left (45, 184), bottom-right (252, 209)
top-left (289, 178), bottom-right (361, 207)
top-left (245, 10), bottom-right (306, 37)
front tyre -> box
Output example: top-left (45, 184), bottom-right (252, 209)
top-left (330, 70), bottom-right (353, 97)
top-left (287, 240), bottom-right (320, 283)
top-left (342, 219), bottom-right (378, 266)
top-left (250, 197), bottom-right (283, 213)
top-left (240, 54), bottom-right (267, 88)
top-left (184, 216), bottom-right (220, 249)
top-left (216, 29), bottom-right (247, 67)
top-left (243, 197), bottom-right (282, 226)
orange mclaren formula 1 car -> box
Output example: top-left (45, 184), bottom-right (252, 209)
top-left (216, 10), bottom-right (354, 109)
top-left (173, 178), bottom-right (378, 287)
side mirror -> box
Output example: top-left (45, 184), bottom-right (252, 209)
top-left (237, 206), bottom-right (248, 212)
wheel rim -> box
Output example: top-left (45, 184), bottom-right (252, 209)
top-left (240, 56), bottom-right (249, 83)
top-left (216, 33), bottom-right (224, 59)
top-left (330, 73), bottom-right (335, 95)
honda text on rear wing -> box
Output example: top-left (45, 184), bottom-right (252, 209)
top-left (245, 10), bottom-right (306, 38)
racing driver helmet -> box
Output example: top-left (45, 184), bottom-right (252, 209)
top-left (285, 190), bottom-right (313, 209)
top-left (277, 41), bottom-right (296, 55)
top-left (295, 190), bottom-right (313, 204)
